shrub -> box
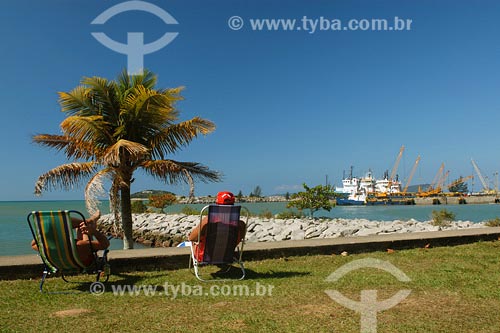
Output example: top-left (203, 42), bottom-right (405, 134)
top-left (485, 217), bottom-right (500, 227)
top-left (181, 206), bottom-right (199, 215)
top-left (259, 209), bottom-right (273, 219)
top-left (276, 210), bottom-right (304, 219)
top-left (131, 200), bottom-right (147, 213)
top-left (431, 209), bottom-right (455, 227)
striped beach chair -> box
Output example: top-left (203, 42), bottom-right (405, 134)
top-left (27, 210), bottom-right (110, 292)
top-left (189, 204), bottom-right (249, 281)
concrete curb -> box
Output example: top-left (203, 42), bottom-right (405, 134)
top-left (1, 227), bottom-right (499, 280)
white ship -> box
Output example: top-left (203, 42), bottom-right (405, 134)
top-left (335, 169), bottom-right (404, 205)
top-left (374, 170), bottom-right (402, 194)
top-left (335, 168), bottom-right (375, 205)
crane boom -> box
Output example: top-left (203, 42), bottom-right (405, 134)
top-left (471, 159), bottom-right (489, 191)
top-left (437, 170), bottom-right (449, 190)
top-left (447, 175), bottom-right (474, 190)
top-left (428, 163), bottom-right (445, 191)
top-left (390, 145), bottom-right (405, 181)
top-left (402, 155), bottom-right (420, 193)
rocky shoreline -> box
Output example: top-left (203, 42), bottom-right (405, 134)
top-left (98, 213), bottom-right (487, 248)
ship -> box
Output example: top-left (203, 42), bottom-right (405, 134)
top-left (335, 168), bottom-right (415, 206)
top-left (336, 146), bottom-right (420, 205)
top-left (335, 168), bottom-right (375, 205)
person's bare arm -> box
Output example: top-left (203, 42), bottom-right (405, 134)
top-left (79, 221), bottom-right (110, 250)
top-left (188, 217), bottom-right (208, 242)
top-left (31, 239), bottom-right (38, 251)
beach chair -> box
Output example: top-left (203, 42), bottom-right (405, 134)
top-left (27, 210), bottom-right (110, 293)
top-left (189, 204), bottom-right (249, 281)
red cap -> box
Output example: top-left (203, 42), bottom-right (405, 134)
top-left (216, 191), bottom-right (235, 205)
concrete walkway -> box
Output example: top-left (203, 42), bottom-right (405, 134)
top-left (1, 227), bottom-right (499, 280)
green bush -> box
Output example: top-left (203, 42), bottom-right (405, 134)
top-left (276, 210), bottom-right (304, 219)
top-left (259, 209), bottom-right (273, 219)
top-left (485, 217), bottom-right (500, 227)
top-left (131, 200), bottom-right (147, 213)
top-left (181, 206), bottom-right (199, 215)
top-left (431, 209), bottom-right (455, 227)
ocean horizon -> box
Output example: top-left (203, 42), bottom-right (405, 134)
top-left (2, 200), bottom-right (500, 256)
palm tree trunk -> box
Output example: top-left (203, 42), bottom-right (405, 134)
top-left (110, 179), bottom-right (121, 236)
top-left (120, 182), bottom-right (134, 249)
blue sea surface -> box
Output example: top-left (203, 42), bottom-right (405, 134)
top-left (1, 200), bottom-right (500, 256)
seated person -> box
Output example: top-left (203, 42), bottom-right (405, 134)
top-left (31, 210), bottom-right (110, 266)
top-left (188, 192), bottom-right (246, 261)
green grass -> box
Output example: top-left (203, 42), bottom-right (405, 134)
top-left (2, 241), bottom-right (500, 332)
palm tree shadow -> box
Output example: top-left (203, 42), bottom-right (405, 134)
top-left (244, 268), bottom-right (310, 280)
top-left (74, 272), bottom-right (155, 293)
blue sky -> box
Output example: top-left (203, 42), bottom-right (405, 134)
top-left (2, 0), bottom-right (500, 201)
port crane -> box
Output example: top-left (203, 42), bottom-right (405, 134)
top-left (437, 170), bottom-right (450, 192)
top-left (428, 163), bottom-right (445, 191)
top-left (446, 175), bottom-right (474, 196)
top-left (402, 155), bottom-right (420, 193)
top-left (418, 163), bottom-right (447, 197)
top-left (389, 145), bottom-right (405, 183)
top-left (470, 159), bottom-right (493, 194)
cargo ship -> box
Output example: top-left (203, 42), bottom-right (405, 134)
top-left (335, 168), bottom-right (415, 205)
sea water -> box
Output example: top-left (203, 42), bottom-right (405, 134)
top-left (2, 200), bottom-right (500, 256)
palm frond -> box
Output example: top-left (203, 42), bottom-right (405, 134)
top-left (115, 85), bottom-right (188, 146)
top-left (80, 76), bottom-right (120, 124)
top-left (131, 69), bottom-right (157, 89)
top-left (117, 69), bottom-right (157, 93)
top-left (32, 134), bottom-right (71, 152)
top-left (103, 139), bottom-right (150, 166)
top-left (34, 162), bottom-right (97, 195)
top-left (122, 86), bottom-right (178, 121)
top-left (60, 115), bottom-right (112, 144)
top-left (141, 160), bottom-right (221, 185)
top-left (85, 169), bottom-right (113, 214)
top-left (58, 86), bottom-right (98, 116)
top-left (149, 117), bottom-right (216, 159)
top-left (32, 134), bottom-right (101, 161)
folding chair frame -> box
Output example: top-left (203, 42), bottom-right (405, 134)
top-left (27, 210), bottom-right (110, 293)
top-left (189, 205), bottom-right (249, 282)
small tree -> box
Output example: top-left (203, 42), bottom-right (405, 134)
top-left (131, 200), bottom-right (147, 213)
top-left (287, 183), bottom-right (335, 218)
top-left (149, 193), bottom-right (177, 213)
top-left (250, 185), bottom-right (262, 198)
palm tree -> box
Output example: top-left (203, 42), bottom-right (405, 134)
top-left (33, 70), bottom-right (221, 249)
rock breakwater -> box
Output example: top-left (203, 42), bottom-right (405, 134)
top-left (98, 214), bottom-right (487, 248)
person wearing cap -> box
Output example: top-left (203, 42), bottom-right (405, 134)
top-left (188, 191), bottom-right (246, 261)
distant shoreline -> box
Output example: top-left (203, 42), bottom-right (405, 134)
top-left (1, 194), bottom-right (498, 205)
